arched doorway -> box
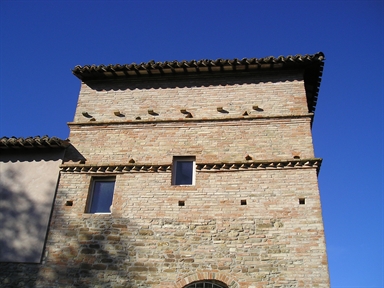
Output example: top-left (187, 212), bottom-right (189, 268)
top-left (184, 280), bottom-right (229, 288)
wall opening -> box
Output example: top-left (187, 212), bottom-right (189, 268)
top-left (86, 177), bottom-right (116, 213)
top-left (65, 200), bottom-right (73, 206)
top-left (172, 156), bottom-right (196, 185)
top-left (184, 280), bottom-right (229, 288)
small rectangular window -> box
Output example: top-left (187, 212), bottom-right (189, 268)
top-left (172, 156), bottom-right (195, 185)
top-left (87, 178), bottom-right (116, 213)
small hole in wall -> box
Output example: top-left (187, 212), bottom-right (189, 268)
top-left (241, 199), bottom-right (247, 205)
top-left (299, 198), bottom-right (305, 205)
top-left (65, 200), bottom-right (73, 206)
top-left (178, 201), bottom-right (185, 206)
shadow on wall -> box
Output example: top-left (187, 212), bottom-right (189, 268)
top-left (40, 217), bottom-right (136, 287)
top-left (0, 167), bottom-right (55, 263)
top-left (63, 144), bottom-right (87, 163)
top-left (0, 168), bottom-right (135, 286)
top-left (0, 170), bottom-right (132, 287)
top-left (0, 149), bottom-right (139, 287)
top-left (85, 72), bottom-right (301, 92)
top-left (0, 167), bottom-right (57, 287)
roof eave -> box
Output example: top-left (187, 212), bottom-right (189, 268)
top-left (0, 136), bottom-right (70, 150)
top-left (72, 52), bottom-right (325, 114)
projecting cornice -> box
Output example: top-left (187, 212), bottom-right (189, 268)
top-left (73, 53), bottom-right (324, 80)
top-left (60, 158), bottom-right (322, 174)
top-left (67, 113), bottom-right (314, 127)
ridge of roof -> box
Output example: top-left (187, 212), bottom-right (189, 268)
top-left (0, 136), bottom-right (70, 149)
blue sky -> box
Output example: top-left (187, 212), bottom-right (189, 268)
top-left (0, 1), bottom-right (383, 287)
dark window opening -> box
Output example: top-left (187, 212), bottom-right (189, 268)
top-left (65, 200), bottom-right (73, 206)
top-left (87, 177), bottom-right (116, 213)
top-left (172, 156), bottom-right (195, 185)
top-left (184, 280), bottom-right (228, 288)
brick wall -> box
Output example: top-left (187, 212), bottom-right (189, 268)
top-left (1, 69), bottom-right (329, 287)
top-left (67, 118), bottom-right (314, 165)
top-left (72, 72), bottom-right (308, 123)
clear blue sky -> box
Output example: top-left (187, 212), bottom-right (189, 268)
top-left (1, 1), bottom-right (383, 287)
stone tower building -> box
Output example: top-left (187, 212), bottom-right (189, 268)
top-left (6, 53), bottom-right (329, 287)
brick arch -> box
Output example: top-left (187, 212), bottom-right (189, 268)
top-left (174, 272), bottom-right (239, 288)
top-left (183, 280), bottom-right (228, 288)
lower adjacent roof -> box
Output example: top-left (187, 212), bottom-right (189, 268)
top-left (0, 136), bottom-right (69, 149)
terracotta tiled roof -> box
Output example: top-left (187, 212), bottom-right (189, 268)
top-left (0, 136), bottom-right (69, 149)
top-left (73, 52), bottom-right (324, 80)
top-left (72, 52), bottom-right (325, 113)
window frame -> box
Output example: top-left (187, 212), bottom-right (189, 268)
top-left (86, 177), bottom-right (116, 214)
top-left (172, 156), bottom-right (196, 186)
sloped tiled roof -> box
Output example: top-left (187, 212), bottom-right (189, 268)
top-left (72, 52), bottom-right (325, 113)
top-left (0, 136), bottom-right (69, 149)
top-left (73, 52), bottom-right (324, 80)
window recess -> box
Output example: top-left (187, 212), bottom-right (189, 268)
top-left (86, 177), bottom-right (116, 213)
top-left (172, 156), bottom-right (195, 185)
